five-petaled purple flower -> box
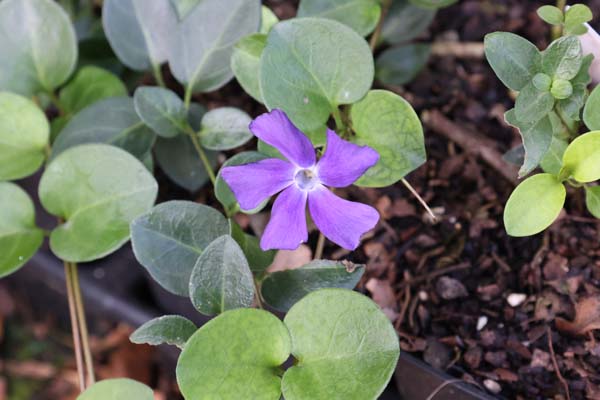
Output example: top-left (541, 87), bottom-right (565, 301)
top-left (221, 109), bottom-right (380, 251)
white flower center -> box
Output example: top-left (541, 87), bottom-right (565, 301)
top-left (294, 168), bottom-right (319, 191)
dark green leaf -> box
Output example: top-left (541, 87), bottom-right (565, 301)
top-left (505, 109), bottom-right (553, 177)
top-left (130, 315), bottom-right (197, 349)
top-left (514, 82), bottom-right (555, 123)
top-left (297, 0), bottom-right (381, 36)
top-left (408, 0), bottom-right (457, 9)
top-left (375, 44), bottom-right (431, 86)
top-left (380, 0), bottom-right (435, 45)
top-left (133, 87), bottom-right (188, 138)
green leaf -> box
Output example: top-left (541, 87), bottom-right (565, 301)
top-left (484, 32), bottom-right (541, 91)
top-left (51, 97), bottom-right (156, 162)
top-left (504, 173), bottom-right (565, 236)
top-left (514, 82), bottom-right (555, 123)
top-left (199, 107), bottom-right (253, 150)
top-left (380, 0), bottom-right (435, 45)
top-left (169, 0), bottom-right (261, 94)
top-left (542, 35), bottom-right (582, 80)
top-left (583, 84), bottom-right (600, 130)
top-left (176, 308), bottom-right (290, 399)
top-left (505, 109), bottom-right (552, 177)
top-left (0, 0), bottom-right (77, 96)
top-left (170, 0), bottom-right (201, 19)
top-left (131, 201), bottom-right (230, 296)
top-left (189, 235), bottom-right (255, 315)
top-left (260, 18), bottom-right (374, 132)
top-left (231, 33), bottom-right (267, 103)
top-left (550, 79), bottom-right (573, 99)
top-left (77, 379), bottom-right (154, 400)
top-left (350, 90), bottom-right (425, 187)
top-left (375, 44), bottom-right (431, 86)
top-left (408, 0), bottom-right (457, 9)
top-left (565, 4), bottom-right (593, 34)
top-left (0, 182), bottom-right (44, 278)
top-left (237, 233), bottom-right (276, 277)
top-left (585, 186), bottom-right (600, 218)
top-left (102, 0), bottom-right (177, 71)
top-left (216, 152), bottom-right (270, 214)
top-left (130, 315), bottom-right (197, 349)
top-left (0, 92), bottom-right (49, 180)
top-left (133, 87), bottom-right (187, 138)
top-left (562, 131), bottom-right (600, 183)
top-left (261, 260), bottom-right (365, 312)
top-left (260, 6), bottom-right (279, 34)
top-left (39, 144), bottom-right (158, 262)
top-left (297, 0), bottom-right (381, 36)
top-left (59, 66), bottom-right (127, 116)
top-left (537, 5), bottom-right (564, 25)
top-left (282, 289), bottom-right (400, 400)
top-left (540, 136), bottom-right (568, 175)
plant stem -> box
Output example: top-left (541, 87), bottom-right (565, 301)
top-left (152, 64), bottom-right (166, 88)
top-left (47, 91), bottom-right (65, 116)
top-left (63, 261), bottom-right (86, 391)
top-left (552, 0), bottom-right (567, 40)
top-left (314, 233), bottom-right (326, 260)
top-left (183, 87), bottom-right (193, 110)
top-left (401, 178), bottom-right (437, 221)
top-left (331, 107), bottom-right (347, 136)
top-left (369, 0), bottom-right (392, 52)
top-left (186, 126), bottom-right (217, 186)
top-left (69, 263), bottom-right (95, 386)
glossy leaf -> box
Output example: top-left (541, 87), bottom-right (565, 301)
top-left (77, 379), bottom-right (153, 400)
top-left (51, 97), bottom-right (156, 162)
top-left (282, 289), bottom-right (400, 400)
top-left (0, 92), bottom-right (49, 180)
top-left (585, 186), bottom-right (600, 219)
top-left (505, 109), bottom-right (552, 177)
top-left (133, 87), bottom-right (187, 138)
top-left (199, 107), bottom-right (253, 150)
top-left (562, 131), bottom-right (600, 183)
top-left (350, 90), bottom-right (425, 187)
top-left (375, 44), bottom-right (431, 86)
top-left (261, 260), bottom-right (365, 312)
top-left (169, 0), bottom-right (261, 93)
top-left (261, 18), bottom-right (374, 132)
top-left (537, 5), bottom-right (563, 25)
top-left (514, 82), bottom-right (555, 123)
top-left (0, 182), bottom-right (44, 278)
top-left (216, 152), bottom-right (270, 214)
top-left (59, 66), bottom-right (127, 116)
top-left (297, 0), bottom-right (381, 36)
top-left (102, 0), bottom-right (177, 71)
top-left (189, 235), bottom-right (254, 315)
top-left (0, 0), bottom-right (77, 95)
top-left (39, 144), bottom-right (158, 262)
top-left (542, 35), bottom-right (582, 80)
top-left (583, 85), bottom-right (600, 130)
top-left (484, 32), bottom-right (541, 91)
top-left (504, 173), bottom-right (565, 237)
top-left (260, 6), bottom-right (279, 34)
top-left (380, 0), bottom-right (435, 45)
top-left (231, 33), bottom-right (267, 103)
top-left (130, 315), bottom-right (197, 349)
top-left (176, 308), bottom-right (290, 399)
top-left (131, 201), bottom-right (230, 296)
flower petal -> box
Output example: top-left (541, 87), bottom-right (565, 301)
top-left (261, 186), bottom-right (308, 251)
top-left (250, 109), bottom-right (316, 167)
top-left (221, 159), bottom-right (295, 211)
top-left (308, 186), bottom-right (379, 250)
top-left (317, 129), bottom-right (379, 187)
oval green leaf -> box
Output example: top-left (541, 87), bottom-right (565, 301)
top-left (537, 5), bottom-right (564, 25)
top-left (504, 109), bottom-right (552, 177)
top-left (0, 92), bottom-right (49, 180)
top-left (585, 186), bottom-right (600, 219)
top-left (133, 87), bottom-right (188, 138)
top-left (77, 379), bottom-right (153, 400)
top-left (562, 131), bottom-right (600, 183)
top-left (189, 235), bottom-right (255, 315)
top-left (231, 33), bottom-right (267, 103)
top-left (297, 0), bottom-right (381, 36)
top-left (130, 201), bottom-right (230, 296)
top-left (130, 315), bottom-right (197, 349)
top-left (282, 289), bottom-right (400, 400)
top-left (102, 0), bottom-right (177, 71)
top-left (261, 260), bottom-right (365, 312)
top-left (408, 0), bottom-right (457, 9)
top-left (0, 182), bottom-right (44, 278)
top-left (375, 44), bottom-right (431, 86)
top-left (51, 97), bottom-right (156, 162)
top-left (169, 0), bottom-right (261, 93)
top-left (542, 35), bottom-right (582, 81)
top-left (583, 85), bottom-right (600, 131)
top-left (350, 90), bottom-right (425, 187)
top-left (199, 107), bottom-right (253, 150)
top-left (176, 308), bottom-right (291, 400)
top-left (380, 0), bottom-right (435, 45)
top-left (39, 144), bottom-right (158, 262)
top-left (260, 18), bottom-right (374, 132)
top-left (504, 173), bottom-right (565, 237)
top-left (514, 81), bottom-right (555, 123)
top-left (0, 0), bottom-right (77, 95)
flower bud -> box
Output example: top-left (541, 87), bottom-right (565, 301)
top-left (532, 73), bottom-right (552, 91)
top-left (551, 79), bottom-right (573, 99)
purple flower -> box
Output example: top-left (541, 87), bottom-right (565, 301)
top-left (221, 109), bottom-right (380, 251)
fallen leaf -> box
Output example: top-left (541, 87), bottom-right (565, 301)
top-left (267, 245), bottom-right (312, 273)
top-left (556, 296), bottom-right (600, 336)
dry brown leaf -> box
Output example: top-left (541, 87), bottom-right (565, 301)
top-left (267, 245), bottom-right (312, 273)
top-left (365, 278), bottom-right (396, 310)
top-left (556, 296), bottom-right (600, 336)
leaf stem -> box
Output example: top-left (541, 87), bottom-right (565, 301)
top-left (186, 125), bottom-right (217, 186)
top-left (152, 64), bottom-right (166, 88)
top-left (183, 87), bottom-right (193, 110)
top-left (69, 262), bottom-right (95, 386)
top-left (552, 0), bottom-right (567, 40)
top-left (401, 178), bottom-right (437, 221)
top-left (369, 0), bottom-right (392, 52)
top-left (63, 261), bottom-right (86, 391)
top-left (314, 232), bottom-right (326, 260)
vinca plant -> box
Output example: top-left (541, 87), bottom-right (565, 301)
top-left (485, 3), bottom-right (600, 237)
top-left (0, 0), bottom-right (432, 399)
